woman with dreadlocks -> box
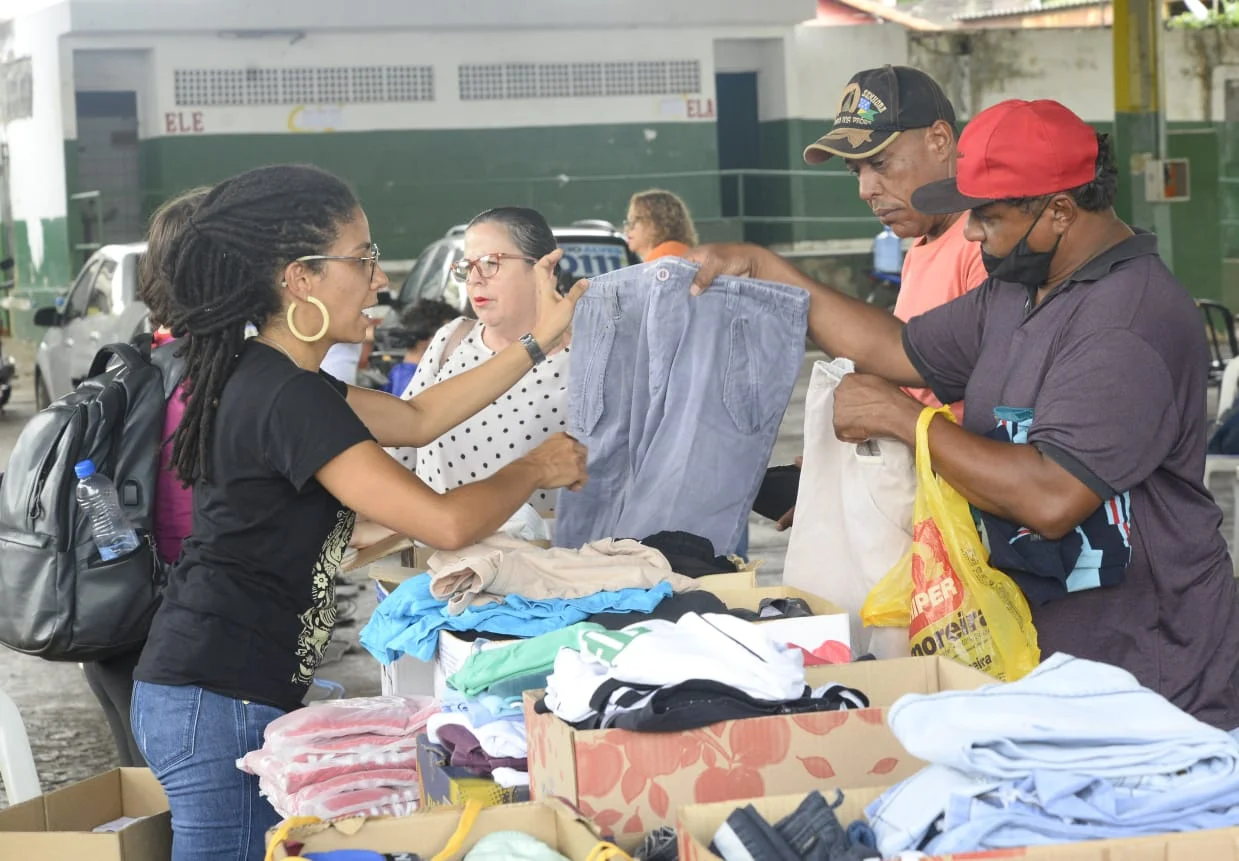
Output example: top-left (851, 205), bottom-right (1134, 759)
top-left (130, 164), bottom-right (587, 861)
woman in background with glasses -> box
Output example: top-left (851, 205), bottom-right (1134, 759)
top-left (624, 188), bottom-right (698, 262)
top-left (130, 173), bottom-right (587, 861)
top-left (385, 207), bottom-right (572, 519)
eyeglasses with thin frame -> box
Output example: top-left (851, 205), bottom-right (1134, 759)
top-left (450, 252), bottom-right (537, 284)
top-left (622, 215), bottom-right (645, 231)
top-left (294, 242), bottom-right (382, 281)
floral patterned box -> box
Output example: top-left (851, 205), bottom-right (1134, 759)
top-left (524, 656), bottom-right (990, 849)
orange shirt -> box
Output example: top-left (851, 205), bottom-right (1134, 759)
top-left (894, 214), bottom-right (988, 421)
top-left (644, 241), bottom-right (692, 261)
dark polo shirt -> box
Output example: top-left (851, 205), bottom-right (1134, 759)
top-left (903, 232), bottom-right (1239, 729)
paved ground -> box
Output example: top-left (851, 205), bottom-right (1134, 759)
top-left (0, 341), bottom-right (1233, 806)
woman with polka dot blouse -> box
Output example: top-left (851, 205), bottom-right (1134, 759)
top-left (387, 207), bottom-right (571, 516)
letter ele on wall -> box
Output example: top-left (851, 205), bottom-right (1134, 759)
top-left (164, 111), bottom-right (205, 134)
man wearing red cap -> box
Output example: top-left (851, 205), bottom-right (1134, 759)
top-left (687, 98), bottom-right (1239, 729)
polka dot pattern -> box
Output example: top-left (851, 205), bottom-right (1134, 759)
top-left (384, 317), bottom-right (568, 515)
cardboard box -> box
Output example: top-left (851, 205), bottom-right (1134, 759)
top-left (709, 585), bottom-right (852, 660)
top-left (378, 570), bottom-right (760, 699)
top-left (342, 530), bottom-right (416, 573)
top-left (415, 733), bottom-right (531, 810)
top-left (524, 656), bottom-right (990, 848)
top-left (346, 522), bottom-right (556, 579)
top-left (677, 786), bottom-right (1239, 861)
top-left (677, 787), bottom-right (883, 861)
top-left (267, 799), bottom-right (608, 860)
top-left (0, 768), bottom-right (171, 861)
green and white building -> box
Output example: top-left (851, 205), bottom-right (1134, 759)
top-left (2, 0), bottom-right (1237, 334)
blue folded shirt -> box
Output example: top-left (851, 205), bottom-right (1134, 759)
top-left (360, 572), bottom-right (675, 663)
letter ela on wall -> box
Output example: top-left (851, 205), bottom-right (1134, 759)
top-left (659, 97), bottom-right (714, 120)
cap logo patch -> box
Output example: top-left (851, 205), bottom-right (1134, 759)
top-left (858, 90), bottom-right (886, 122)
top-left (835, 83), bottom-right (887, 128)
top-left (838, 83), bottom-right (861, 113)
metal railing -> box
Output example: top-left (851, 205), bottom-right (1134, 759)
top-left (136, 167), bottom-right (880, 259)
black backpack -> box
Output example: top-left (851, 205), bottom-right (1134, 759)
top-left (0, 337), bottom-right (186, 662)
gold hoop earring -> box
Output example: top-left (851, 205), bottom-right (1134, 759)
top-left (287, 296), bottom-right (330, 342)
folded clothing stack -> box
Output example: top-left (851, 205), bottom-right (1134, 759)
top-left (360, 570), bottom-right (676, 663)
top-left (426, 700), bottom-right (530, 785)
top-left (537, 612), bottom-right (869, 733)
top-left (238, 695), bottom-right (438, 820)
top-left (868, 653), bottom-right (1239, 856)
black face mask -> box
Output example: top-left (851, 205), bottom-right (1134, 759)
top-left (981, 199), bottom-right (1061, 288)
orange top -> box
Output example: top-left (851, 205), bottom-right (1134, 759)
top-left (894, 214), bottom-right (988, 421)
top-left (644, 241), bottom-right (692, 261)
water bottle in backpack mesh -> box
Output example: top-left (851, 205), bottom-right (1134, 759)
top-left (74, 459), bottom-right (141, 561)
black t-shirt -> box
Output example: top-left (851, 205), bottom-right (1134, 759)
top-left (135, 342), bottom-right (374, 710)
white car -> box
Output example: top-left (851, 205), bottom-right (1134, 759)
top-left (32, 242), bottom-right (150, 408)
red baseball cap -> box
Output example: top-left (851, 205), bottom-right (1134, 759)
top-left (911, 99), bottom-right (1099, 214)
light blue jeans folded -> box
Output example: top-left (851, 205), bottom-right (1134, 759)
top-left (867, 654), bottom-right (1239, 856)
top-left (555, 258), bottom-right (808, 555)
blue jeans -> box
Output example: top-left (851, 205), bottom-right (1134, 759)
top-left (131, 681), bottom-right (284, 861)
top-left (555, 258), bottom-right (808, 556)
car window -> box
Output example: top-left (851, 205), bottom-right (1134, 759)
top-left (399, 242), bottom-right (453, 306)
top-left (438, 245), bottom-right (470, 311)
top-left (424, 246), bottom-right (457, 302)
top-left (119, 251), bottom-right (140, 307)
top-left (558, 241), bottom-right (629, 278)
top-left (64, 259), bottom-right (102, 320)
top-left (84, 259), bottom-right (117, 317)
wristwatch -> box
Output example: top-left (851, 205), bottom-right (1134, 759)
top-left (520, 333), bottom-right (547, 366)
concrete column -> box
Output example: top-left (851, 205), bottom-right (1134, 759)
top-left (1112, 0), bottom-right (1173, 261)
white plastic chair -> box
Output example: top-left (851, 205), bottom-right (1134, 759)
top-left (1232, 466), bottom-right (1239, 575)
top-left (0, 688), bottom-right (40, 804)
top-left (1219, 356), bottom-right (1239, 416)
top-left (1204, 357), bottom-right (1239, 488)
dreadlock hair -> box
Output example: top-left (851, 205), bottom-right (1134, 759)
top-left (166, 164), bottom-right (359, 485)
top-left (138, 186), bottom-right (211, 330)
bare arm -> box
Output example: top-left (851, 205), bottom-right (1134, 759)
top-left (317, 433), bottom-right (586, 551)
top-left (344, 250), bottom-right (586, 448)
top-left (344, 344), bottom-right (537, 448)
top-left (835, 375), bottom-right (1102, 539)
top-left (685, 243), bottom-right (923, 386)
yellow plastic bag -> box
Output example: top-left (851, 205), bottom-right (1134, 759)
top-left (861, 406), bottom-right (1040, 680)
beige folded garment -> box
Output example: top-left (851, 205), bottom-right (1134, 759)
top-left (427, 535), bottom-right (700, 615)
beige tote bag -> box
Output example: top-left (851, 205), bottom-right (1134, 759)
top-left (782, 358), bottom-right (916, 659)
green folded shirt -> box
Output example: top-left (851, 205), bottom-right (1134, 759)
top-left (447, 621), bottom-right (605, 697)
